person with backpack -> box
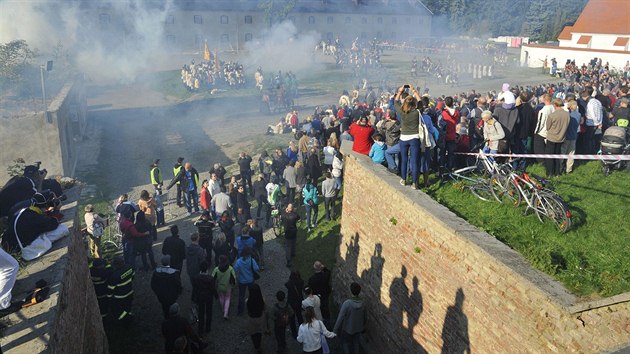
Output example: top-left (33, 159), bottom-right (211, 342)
top-left (273, 290), bottom-right (294, 354)
top-left (234, 247), bottom-right (260, 316)
top-left (84, 204), bottom-right (107, 258)
top-left (211, 254), bottom-right (236, 320)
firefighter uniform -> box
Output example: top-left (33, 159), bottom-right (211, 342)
top-left (107, 258), bottom-right (135, 322)
top-left (90, 259), bottom-right (113, 318)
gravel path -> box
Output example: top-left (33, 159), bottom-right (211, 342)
top-left (108, 206), bottom-right (305, 354)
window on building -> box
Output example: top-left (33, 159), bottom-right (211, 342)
top-left (245, 33), bottom-right (253, 42)
top-left (166, 35), bottom-right (176, 45)
top-left (345, 17), bottom-right (351, 25)
top-left (165, 15), bottom-right (174, 24)
top-left (361, 17), bottom-right (367, 24)
top-left (391, 32), bottom-right (396, 40)
top-left (391, 17), bottom-right (398, 24)
top-left (195, 35), bottom-right (203, 49)
top-left (419, 17), bottom-right (423, 25)
top-left (308, 16), bottom-right (315, 24)
top-left (376, 31), bottom-right (382, 40)
top-left (99, 13), bottom-right (110, 25)
top-left (405, 17), bottom-right (411, 24)
top-left (360, 32), bottom-right (367, 40)
top-left (327, 16), bottom-right (333, 24)
top-left (326, 32), bottom-right (334, 41)
top-left (377, 17), bottom-right (383, 24)
top-left (194, 15), bottom-right (202, 24)
top-left (245, 15), bottom-right (252, 24)
top-left (221, 34), bottom-right (229, 43)
top-left (220, 15), bottom-right (229, 24)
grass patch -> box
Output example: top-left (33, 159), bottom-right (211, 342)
top-left (426, 161), bottom-right (630, 298)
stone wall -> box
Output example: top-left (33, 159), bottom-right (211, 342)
top-left (333, 145), bottom-right (630, 353)
top-left (1, 186), bottom-right (108, 354)
top-left (0, 81), bottom-right (86, 185)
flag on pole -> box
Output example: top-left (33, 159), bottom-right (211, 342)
top-left (203, 40), bottom-right (210, 61)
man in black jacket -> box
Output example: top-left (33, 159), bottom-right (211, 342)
top-left (308, 261), bottom-right (332, 325)
top-left (281, 203), bottom-right (300, 267)
top-left (167, 162), bottom-right (199, 215)
top-left (172, 157), bottom-right (184, 207)
top-left (191, 261), bottom-right (218, 334)
top-left (162, 225), bottom-right (186, 272)
top-left (238, 152), bottom-right (253, 193)
top-left (151, 255), bottom-right (182, 318)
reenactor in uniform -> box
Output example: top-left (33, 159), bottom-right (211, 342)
top-left (173, 157), bottom-right (184, 207)
top-left (107, 256), bottom-right (135, 323)
top-left (90, 258), bottom-right (113, 319)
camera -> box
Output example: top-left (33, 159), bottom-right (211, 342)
top-left (403, 84), bottom-right (410, 89)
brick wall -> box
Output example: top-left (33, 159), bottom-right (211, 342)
top-left (333, 146), bottom-right (630, 353)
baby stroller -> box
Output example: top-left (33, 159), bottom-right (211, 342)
top-left (599, 119), bottom-right (629, 176)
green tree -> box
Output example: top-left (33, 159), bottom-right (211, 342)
top-left (0, 40), bottom-right (36, 90)
top-left (259, 0), bottom-right (297, 28)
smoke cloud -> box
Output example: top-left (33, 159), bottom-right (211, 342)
top-left (241, 21), bottom-right (323, 76)
top-left (0, 0), bottom-right (173, 83)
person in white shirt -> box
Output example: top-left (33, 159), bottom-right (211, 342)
top-left (301, 287), bottom-right (322, 320)
top-left (533, 93), bottom-right (553, 162)
top-left (297, 306), bottom-right (336, 353)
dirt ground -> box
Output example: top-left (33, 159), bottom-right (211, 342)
top-left (74, 50), bottom-right (556, 354)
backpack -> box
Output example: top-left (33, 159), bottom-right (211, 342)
top-left (275, 303), bottom-right (290, 327)
top-left (262, 157), bottom-right (273, 175)
top-left (92, 221), bottom-right (104, 238)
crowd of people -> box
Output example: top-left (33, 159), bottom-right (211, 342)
top-left (78, 116), bottom-right (366, 354)
top-left (181, 60), bottom-right (246, 92)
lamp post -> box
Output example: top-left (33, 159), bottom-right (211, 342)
top-left (40, 60), bottom-right (53, 107)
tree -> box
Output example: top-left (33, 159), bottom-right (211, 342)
top-left (258, 0), bottom-right (297, 28)
top-left (0, 40), bottom-right (36, 88)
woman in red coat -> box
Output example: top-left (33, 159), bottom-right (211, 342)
top-left (348, 116), bottom-right (374, 155)
top-left (200, 179), bottom-right (211, 212)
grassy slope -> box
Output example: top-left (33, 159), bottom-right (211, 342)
top-left (426, 161), bottom-right (630, 298)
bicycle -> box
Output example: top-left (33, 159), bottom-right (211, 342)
top-left (493, 164), bottom-right (572, 233)
top-left (100, 215), bottom-right (123, 257)
top-left (441, 151), bottom-right (502, 202)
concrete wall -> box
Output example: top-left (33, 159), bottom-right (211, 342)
top-left (0, 81), bottom-right (86, 185)
top-left (333, 144), bottom-right (630, 354)
top-left (0, 186), bottom-right (108, 354)
top-left (520, 44), bottom-right (630, 70)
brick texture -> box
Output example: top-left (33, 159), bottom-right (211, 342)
top-left (333, 146), bottom-right (630, 354)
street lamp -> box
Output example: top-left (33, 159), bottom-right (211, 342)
top-left (40, 60), bottom-right (53, 107)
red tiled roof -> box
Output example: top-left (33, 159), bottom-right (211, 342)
top-left (613, 37), bottom-right (629, 46)
top-left (577, 35), bottom-right (592, 44)
top-left (558, 26), bottom-right (573, 40)
top-left (523, 43), bottom-right (629, 54)
top-left (567, 0), bottom-right (630, 36)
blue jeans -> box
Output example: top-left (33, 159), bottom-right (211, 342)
top-left (439, 140), bottom-right (457, 170)
top-left (399, 138), bottom-right (420, 184)
top-left (237, 282), bottom-right (252, 315)
top-left (334, 176), bottom-right (342, 190)
top-left (341, 331), bottom-right (361, 354)
top-left (305, 203), bottom-right (318, 227)
top-left (385, 143), bottom-right (400, 170)
top-left (184, 189), bottom-right (199, 213)
top-left (122, 239), bottom-right (135, 269)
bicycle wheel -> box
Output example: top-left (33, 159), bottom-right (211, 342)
top-left (493, 175), bottom-right (522, 207)
top-left (467, 181), bottom-right (495, 202)
top-left (101, 240), bottom-right (122, 258)
top-left (272, 213), bottom-right (283, 237)
top-left (540, 192), bottom-right (572, 233)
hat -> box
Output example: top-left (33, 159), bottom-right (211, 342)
top-left (177, 157), bottom-right (184, 163)
top-left (313, 261), bottom-right (324, 272)
top-left (153, 159), bottom-right (160, 166)
top-left (502, 91), bottom-right (516, 106)
top-left (23, 165), bottom-right (39, 177)
top-left (620, 98), bottom-right (629, 104)
top-left (502, 83), bottom-right (510, 92)
top-left (31, 193), bottom-right (47, 207)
